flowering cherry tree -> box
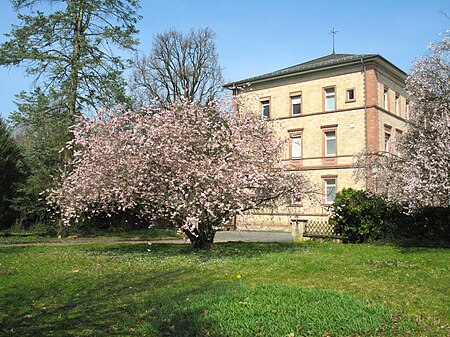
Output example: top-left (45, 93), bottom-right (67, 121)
top-left (48, 100), bottom-right (310, 248)
top-left (356, 31), bottom-right (450, 209)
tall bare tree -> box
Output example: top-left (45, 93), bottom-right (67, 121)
top-left (130, 28), bottom-right (223, 107)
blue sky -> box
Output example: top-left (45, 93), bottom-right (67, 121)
top-left (0, 0), bottom-right (449, 118)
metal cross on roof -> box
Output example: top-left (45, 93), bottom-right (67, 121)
top-left (329, 27), bottom-right (339, 54)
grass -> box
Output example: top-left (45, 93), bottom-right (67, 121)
top-left (0, 228), bottom-right (180, 245)
top-left (0, 241), bottom-right (448, 336)
top-left (152, 285), bottom-right (416, 336)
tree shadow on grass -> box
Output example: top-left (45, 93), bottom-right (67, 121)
top-left (371, 239), bottom-right (450, 253)
top-left (81, 241), bottom-right (317, 261)
top-left (0, 267), bottom-right (218, 337)
top-left (0, 242), bottom-right (321, 336)
top-left (396, 245), bottom-right (450, 256)
top-left (0, 241), bottom-right (423, 337)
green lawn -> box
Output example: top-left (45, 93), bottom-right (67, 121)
top-left (0, 229), bottom-right (180, 245)
top-left (0, 242), bottom-right (448, 336)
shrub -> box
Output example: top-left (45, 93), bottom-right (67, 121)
top-left (397, 206), bottom-right (450, 245)
top-left (330, 188), bottom-right (400, 243)
top-left (330, 188), bottom-right (449, 245)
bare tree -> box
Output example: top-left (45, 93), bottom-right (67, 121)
top-left (130, 28), bottom-right (224, 107)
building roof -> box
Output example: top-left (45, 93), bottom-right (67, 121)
top-left (224, 53), bottom-right (407, 88)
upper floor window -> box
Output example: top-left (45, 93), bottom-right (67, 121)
top-left (261, 100), bottom-right (270, 119)
top-left (291, 95), bottom-right (301, 116)
top-left (290, 134), bottom-right (302, 159)
top-left (324, 87), bottom-right (336, 111)
top-left (384, 131), bottom-right (391, 153)
top-left (395, 93), bottom-right (400, 115)
top-left (383, 87), bottom-right (389, 110)
top-left (324, 130), bottom-right (336, 157)
top-left (406, 100), bottom-right (410, 120)
top-left (346, 88), bottom-right (355, 102)
top-left (384, 124), bottom-right (392, 153)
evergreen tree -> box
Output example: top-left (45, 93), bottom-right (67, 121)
top-left (0, 118), bottom-right (23, 229)
top-left (0, 0), bottom-right (141, 232)
top-left (9, 89), bottom-right (71, 230)
top-left (1, 0), bottom-right (141, 116)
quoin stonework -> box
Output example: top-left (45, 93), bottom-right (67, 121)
top-left (225, 53), bottom-right (408, 231)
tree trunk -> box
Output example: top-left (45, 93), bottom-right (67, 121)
top-left (57, 218), bottom-right (69, 238)
top-left (68, 2), bottom-right (84, 120)
top-left (182, 222), bottom-right (216, 249)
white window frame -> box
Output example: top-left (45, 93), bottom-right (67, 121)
top-left (383, 87), bottom-right (389, 110)
top-left (395, 93), bottom-right (400, 115)
top-left (406, 101), bottom-right (410, 120)
top-left (324, 87), bottom-right (336, 111)
top-left (290, 195), bottom-right (302, 206)
top-left (291, 134), bottom-right (302, 159)
top-left (395, 129), bottom-right (403, 155)
top-left (324, 178), bottom-right (337, 204)
top-left (346, 88), bottom-right (355, 102)
top-left (291, 95), bottom-right (301, 116)
top-left (261, 100), bottom-right (270, 119)
top-left (384, 132), bottom-right (391, 153)
top-left (324, 130), bottom-right (336, 157)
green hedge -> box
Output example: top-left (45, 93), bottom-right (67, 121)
top-left (329, 188), bottom-right (449, 245)
top-left (329, 188), bottom-right (400, 243)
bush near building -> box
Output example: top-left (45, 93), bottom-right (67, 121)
top-left (330, 188), bottom-right (449, 245)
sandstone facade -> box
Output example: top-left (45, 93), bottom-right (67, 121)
top-left (225, 54), bottom-right (407, 231)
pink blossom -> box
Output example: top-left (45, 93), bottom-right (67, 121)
top-left (48, 98), bottom-right (311, 247)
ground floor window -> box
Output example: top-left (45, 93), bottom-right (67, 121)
top-left (324, 178), bottom-right (337, 203)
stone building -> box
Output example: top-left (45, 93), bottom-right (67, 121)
top-left (224, 53), bottom-right (408, 231)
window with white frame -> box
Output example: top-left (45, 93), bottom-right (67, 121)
top-left (261, 100), bottom-right (270, 118)
top-left (395, 93), bottom-right (400, 115)
top-left (346, 88), bottom-right (355, 102)
top-left (406, 100), bottom-right (410, 120)
top-left (383, 87), bottom-right (389, 110)
top-left (324, 87), bottom-right (336, 111)
top-left (291, 134), bottom-right (302, 159)
top-left (290, 194), bottom-right (302, 206)
top-left (324, 130), bottom-right (336, 157)
top-left (291, 95), bottom-right (301, 116)
top-left (324, 178), bottom-right (336, 203)
top-left (384, 132), bottom-right (391, 153)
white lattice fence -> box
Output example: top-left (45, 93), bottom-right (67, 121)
top-left (291, 219), bottom-right (342, 240)
top-left (304, 220), bottom-right (339, 237)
